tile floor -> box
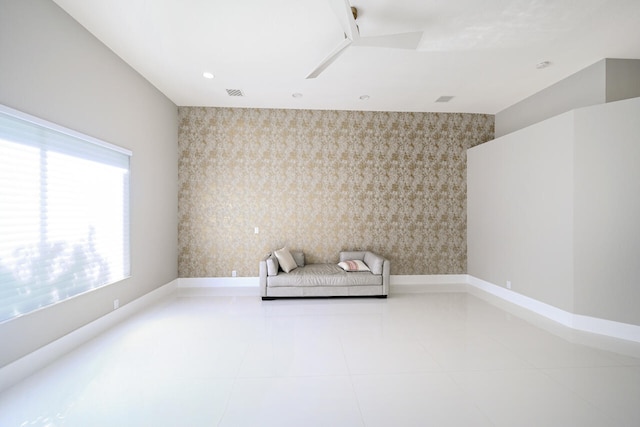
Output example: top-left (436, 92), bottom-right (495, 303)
top-left (1, 291), bottom-right (640, 426)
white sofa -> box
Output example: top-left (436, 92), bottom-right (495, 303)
top-left (259, 250), bottom-right (390, 300)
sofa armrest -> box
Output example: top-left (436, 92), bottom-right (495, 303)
top-left (340, 251), bottom-right (390, 295)
top-left (339, 251), bottom-right (388, 276)
top-left (382, 258), bottom-right (390, 296)
top-left (259, 254), bottom-right (271, 297)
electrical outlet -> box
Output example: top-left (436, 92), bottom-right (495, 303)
top-left (113, 299), bottom-right (120, 310)
top-left (232, 270), bottom-right (237, 277)
top-left (506, 280), bottom-right (511, 290)
top-left (254, 227), bottom-right (259, 234)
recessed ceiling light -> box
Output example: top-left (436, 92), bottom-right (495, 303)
top-left (202, 72), bottom-right (214, 79)
top-left (536, 61), bottom-right (551, 69)
top-left (292, 93), bottom-right (303, 98)
top-left (359, 95), bottom-right (370, 100)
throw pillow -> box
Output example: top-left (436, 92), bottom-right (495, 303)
top-left (338, 260), bottom-right (370, 272)
top-left (266, 255), bottom-right (279, 276)
top-left (363, 252), bottom-right (383, 274)
top-left (274, 247), bottom-right (298, 273)
top-left (291, 251), bottom-right (305, 267)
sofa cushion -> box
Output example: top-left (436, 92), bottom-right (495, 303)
top-left (338, 260), bottom-right (370, 272)
top-left (267, 264), bottom-right (382, 287)
top-left (274, 247), bottom-right (297, 273)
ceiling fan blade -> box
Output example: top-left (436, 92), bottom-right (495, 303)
top-left (354, 31), bottom-right (423, 50)
top-left (328, 0), bottom-right (359, 40)
top-left (305, 37), bottom-right (353, 79)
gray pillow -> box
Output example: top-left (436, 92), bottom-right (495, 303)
top-left (291, 251), bottom-right (305, 267)
top-left (266, 255), bottom-right (279, 276)
top-left (364, 252), bottom-right (384, 275)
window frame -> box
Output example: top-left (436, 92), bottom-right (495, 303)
top-left (0, 104), bottom-right (132, 324)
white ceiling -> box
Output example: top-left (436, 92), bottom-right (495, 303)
top-left (52, 0), bottom-right (640, 114)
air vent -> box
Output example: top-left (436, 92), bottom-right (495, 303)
top-left (226, 89), bottom-right (244, 97)
top-left (435, 96), bottom-right (454, 103)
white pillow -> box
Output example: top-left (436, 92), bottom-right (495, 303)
top-left (274, 247), bottom-right (298, 273)
top-left (338, 260), bottom-right (370, 272)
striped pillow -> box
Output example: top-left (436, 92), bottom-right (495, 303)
top-left (338, 260), bottom-right (370, 272)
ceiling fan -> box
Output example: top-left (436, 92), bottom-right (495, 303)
top-left (306, 0), bottom-right (424, 79)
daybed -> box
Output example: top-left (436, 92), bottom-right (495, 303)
top-left (259, 248), bottom-right (390, 300)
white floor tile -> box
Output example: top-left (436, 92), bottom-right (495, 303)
top-left (543, 366), bottom-right (640, 427)
top-left (341, 337), bottom-right (441, 374)
top-left (353, 373), bottom-right (493, 427)
top-left (238, 336), bottom-right (349, 377)
top-left (495, 327), bottom-right (640, 369)
top-left (422, 330), bottom-right (533, 372)
top-left (450, 369), bottom-right (617, 427)
top-left (220, 376), bottom-right (363, 427)
top-left (65, 377), bottom-right (235, 427)
top-left (2, 291), bottom-right (640, 427)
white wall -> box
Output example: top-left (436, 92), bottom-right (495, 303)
top-left (605, 59), bottom-right (640, 104)
top-left (495, 59), bottom-right (640, 138)
top-left (467, 112), bottom-right (575, 312)
top-left (469, 97), bottom-right (640, 326)
top-left (0, 0), bottom-right (178, 367)
top-left (494, 60), bottom-right (606, 138)
top-left (573, 98), bottom-right (640, 325)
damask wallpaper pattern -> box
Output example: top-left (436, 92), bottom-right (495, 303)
top-left (178, 107), bottom-right (493, 277)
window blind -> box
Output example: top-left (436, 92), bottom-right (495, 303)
top-left (0, 105), bottom-right (131, 323)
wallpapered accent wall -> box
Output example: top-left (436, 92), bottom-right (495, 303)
top-left (178, 107), bottom-right (493, 277)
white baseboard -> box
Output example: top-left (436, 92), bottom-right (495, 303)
top-left (466, 275), bottom-right (640, 343)
top-left (0, 279), bottom-right (178, 393)
top-left (466, 276), bottom-right (574, 326)
top-left (391, 274), bottom-right (468, 285)
top-left (571, 314), bottom-right (640, 343)
top-left (391, 274), bottom-right (468, 293)
top-left (177, 275), bottom-right (470, 296)
top-left (178, 277), bottom-right (259, 288)
top-left (177, 277), bottom-right (260, 296)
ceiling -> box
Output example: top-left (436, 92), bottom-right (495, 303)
top-left (52, 0), bottom-right (640, 115)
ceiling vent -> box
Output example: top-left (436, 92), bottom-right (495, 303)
top-left (226, 89), bottom-right (244, 97)
top-left (435, 96), bottom-right (454, 103)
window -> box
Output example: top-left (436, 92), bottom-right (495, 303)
top-left (0, 105), bottom-right (131, 323)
